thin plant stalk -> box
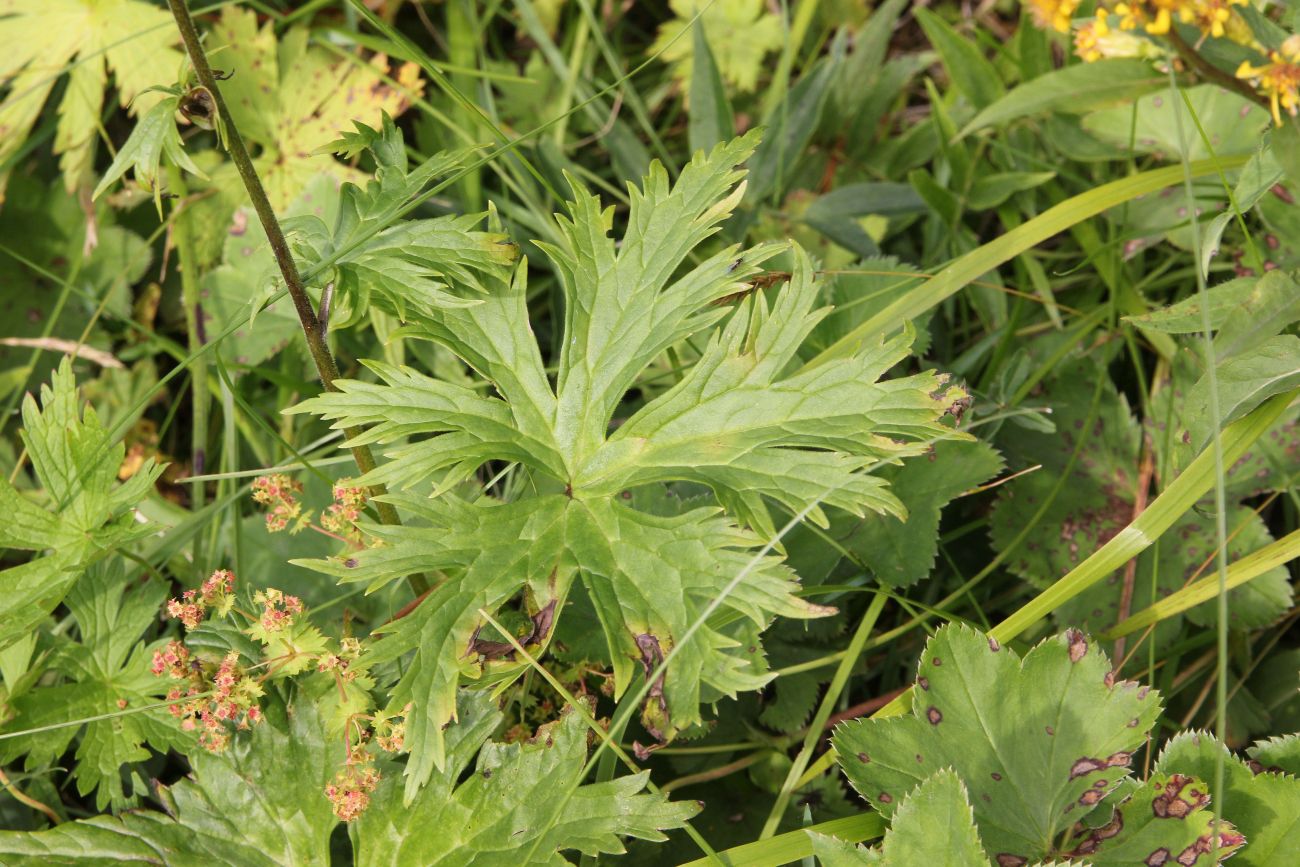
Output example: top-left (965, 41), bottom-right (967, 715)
top-left (163, 0), bottom-right (428, 593)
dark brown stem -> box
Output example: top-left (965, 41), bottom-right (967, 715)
top-left (165, 0), bottom-right (428, 595)
top-left (1167, 28), bottom-right (1270, 111)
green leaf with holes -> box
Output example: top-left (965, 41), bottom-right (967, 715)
top-left (833, 624), bottom-right (1161, 864)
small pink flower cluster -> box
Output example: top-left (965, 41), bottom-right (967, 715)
top-left (254, 588), bottom-right (304, 633)
top-left (321, 480), bottom-right (367, 545)
top-left (317, 636), bottom-right (363, 682)
top-left (154, 570), bottom-right (265, 753)
top-left (163, 569), bottom-right (236, 628)
top-left (158, 650), bottom-right (264, 754)
top-left (325, 758), bottom-right (381, 822)
top-left (321, 704), bottom-right (410, 821)
top-left (252, 473), bottom-right (304, 532)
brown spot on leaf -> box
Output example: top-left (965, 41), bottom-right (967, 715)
top-left (917, 676), bottom-right (930, 690)
top-left (995, 856), bottom-right (1028, 867)
top-left (1146, 849), bottom-right (1170, 866)
top-left (857, 752), bottom-right (869, 763)
top-left (1067, 629), bottom-right (1088, 662)
top-left (1151, 775), bottom-right (1207, 819)
top-left (878, 792), bottom-right (892, 804)
top-left (991, 772), bottom-right (1002, 781)
top-left (1045, 725), bottom-right (1055, 736)
top-left (1106, 751), bottom-right (1132, 768)
top-left (1078, 789), bottom-right (1104, 806)
top-left (926, 706), bottom-right (943, 725)
top-left (988, 637), bottom-right (1001, 652)
top-left (932, 657), bottom-right (942, 666)
top-left (1070, 757), bottom-right (1106, 779)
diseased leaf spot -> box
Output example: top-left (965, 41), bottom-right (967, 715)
top-left (995, 855), bottom-right (1028, 867)
top-left (931, 657), bottom-right (942, 666)
top-left (1106, 751), bottom-right (1131, 767)
top-left (988, 637), bottom-right (1000, 652)
top-left (1151, 775), bottom-right (1207, 819)
top-left (926, 706), bottom-right (942, 725)
top-left (878, 792), bottom-right (892, 804)
top-left (1078, 788), bottom-right (1104, 806)
top-left (856, 752), bottom-right (869, 763)
top-left (917, 676), bottom-right (930, 690)
top-left (1146, 848), bottom-right (1171, 866)
top-left (915, 753), bottom-right (923, 763)
top-left (1070, 757), bottom-right (1106, 779)
top-left (1045, 725), bottom-right (1055, 736)
top-left (990, 772), bottom-right (1002, 781)
top-left (1066, 628), bottom-right (1088, 662)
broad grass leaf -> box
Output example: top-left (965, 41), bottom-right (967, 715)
top-left (1185, 334), bottom-right (1300, 450)
top-left (914, 9), bottom-right (1004, 110)
top-left (960, 59), bottom-right (1168, 136)
top-left (688, 22), bottom-right (734, 155)
top-left (833, 625), bottom-right (1161, 862)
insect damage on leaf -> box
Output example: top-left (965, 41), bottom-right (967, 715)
top-left (293, 128), bottom-right (962, 800)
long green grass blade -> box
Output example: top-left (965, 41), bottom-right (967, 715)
top-left (1102, 527), bottom-right (1300, 639)
top-left (802, 155), bottom-right (1249, 371)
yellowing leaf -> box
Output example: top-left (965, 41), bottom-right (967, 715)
top-left (205, 7), bottom-right (425, 208)
top-left (0, 0), bottom-right (183, 197)
top-left (650, 0), bottom-right (784, 96)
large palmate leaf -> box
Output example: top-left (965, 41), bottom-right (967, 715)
top-left (0, 360), bottom-right (162, 649)
top-left (0, 560), bottom-right (190, 810)
top-left (0, 0), bottom-right (183, 197)
top-left (833, 625), bottom-right (1162, 863)
top-left (294, 132), bottom-right (963, 799)
top-left (1156, 731), bottom-right (1300, 866)
top-left (0, 694), bottom-right (695, 866)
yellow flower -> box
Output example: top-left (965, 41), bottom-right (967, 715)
top-left (1074, 11), bottom-right (1161, 63)
top-left (1027, 0), bottom-right (1082, 33)
top-left (1180, 0), bottom-right (1246, 40)
top-left (1236, 36), bottom-right (1300, 126)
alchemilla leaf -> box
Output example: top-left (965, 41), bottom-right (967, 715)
top-left (294, 132), bottom-right (963, 798)
top-left (833, 624), bottom-right (1161, 863)
top-left (809, 768), bottom-right (990, 866)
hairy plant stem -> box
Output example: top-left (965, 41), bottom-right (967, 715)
top-left (165, 0), bottom-right (428, 595)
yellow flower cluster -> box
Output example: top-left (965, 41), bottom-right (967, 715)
top-left (1027, 0), bottom-right (1082, 33)
top-left (1025, 0), bottom-right (1251, 49)
top-left (1237, 36), bottom-right (1300, 125)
